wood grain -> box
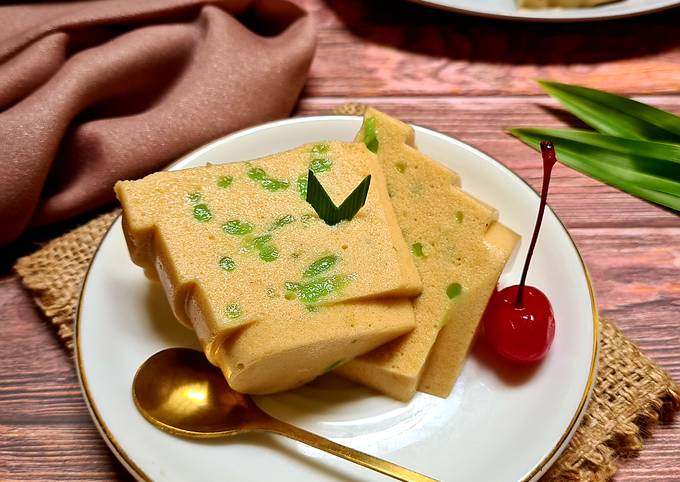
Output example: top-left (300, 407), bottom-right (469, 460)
top-left (1, 0), bottom-right (679, 480)
top-left (298, 0), bottom-right (680, 97)
top-left (0, 277), bottom-right (132, 482)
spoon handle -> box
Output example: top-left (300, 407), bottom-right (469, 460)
top-left (260, 417), bottom-right (438, 482)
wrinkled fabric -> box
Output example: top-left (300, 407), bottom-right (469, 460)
top-left (0, 0), bottom-right (316, 245)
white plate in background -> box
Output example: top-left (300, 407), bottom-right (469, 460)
top-left (408, 0), bottom-right (680, 21)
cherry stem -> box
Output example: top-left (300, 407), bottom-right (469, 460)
top-left (516, 140), bottom-right (557, 308)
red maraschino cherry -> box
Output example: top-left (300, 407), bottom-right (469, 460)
top-left (483, 141), bottom-right (557, 363)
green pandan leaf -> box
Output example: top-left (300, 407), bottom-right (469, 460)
top-left (539, 81), bottom-right (680, 142)
top-left (310, 144), bottom-right (333, 173)
top-left (364, 117), bottom-right (379, 153)
top-left (192, 204), bottom-right (212, 222)
top-left (510, 128), bottom-right (680, 211)
top-left (305, 170), bottom-right (371, 225)
top-left (509, 128), bottom-right (680, 179)
top-left (303, 255), bottom-right (338, 278)
top-left (247, 167), bottom-right (289, 192)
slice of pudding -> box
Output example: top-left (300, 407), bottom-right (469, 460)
top-left (116, 141), bottom-right (421, 394)
top-left (335, 108), bottom-right (519, 401)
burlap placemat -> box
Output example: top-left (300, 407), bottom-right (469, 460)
top-left (13, 105), bottom-right (680, 481)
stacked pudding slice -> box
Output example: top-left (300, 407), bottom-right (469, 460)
top-left (116, 141), bottom-right (421, 394)
top-left (116, 109), bottom-right (519, 401)
top-left (335, 109), bottom-right (519, 401)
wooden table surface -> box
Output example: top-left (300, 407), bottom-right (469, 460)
top-left (1, 1), bottom-right (679, 480)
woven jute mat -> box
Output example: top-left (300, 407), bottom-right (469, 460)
top-left (13, 105), bottom-right (680, 481)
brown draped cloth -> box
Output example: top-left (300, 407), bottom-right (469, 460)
top-left (0, 0), bottom-right (316, 245)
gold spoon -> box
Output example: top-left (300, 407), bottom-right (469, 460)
top-left (133, 348), bottom-right (437, 482)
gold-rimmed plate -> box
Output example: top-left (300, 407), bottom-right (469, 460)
top-left (76, 116), bottom-right (598, 482)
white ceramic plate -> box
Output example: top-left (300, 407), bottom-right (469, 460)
top-left (76, 116), bottom-right (598, 482)
top-left (408, 0), bottom-right (680, 21)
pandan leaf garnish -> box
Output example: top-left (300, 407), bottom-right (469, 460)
top-left (305, 170), bottom-right (371, 225)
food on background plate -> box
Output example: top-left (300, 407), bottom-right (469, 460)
top-left (336, 109), bottom-right (519, 401)
top-left (518, 0), bottom-right (620, 7)
top-left (115, 141), bottom-right (421, 394)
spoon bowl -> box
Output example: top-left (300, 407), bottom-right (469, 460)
top-left (133, 348), bottom-right (254, 437)
top-left (133, 347), bottom-right (437, 482)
